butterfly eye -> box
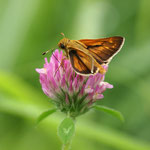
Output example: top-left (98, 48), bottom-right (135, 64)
top-left (60, 43), bottom-right (65, 49)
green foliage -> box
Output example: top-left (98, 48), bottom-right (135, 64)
top-left (93, 105), bottom-right (124, 122)
top-left (36, 108), bottom-right (57, 125)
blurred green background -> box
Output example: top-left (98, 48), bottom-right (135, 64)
top-left (0, 0), bottom-right (150, 150)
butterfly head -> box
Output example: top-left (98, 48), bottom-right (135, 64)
top-left (58, 38), bottom-right (69, 50)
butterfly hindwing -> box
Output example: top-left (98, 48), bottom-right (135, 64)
top-left (69, 50), bottom-right (98, 75)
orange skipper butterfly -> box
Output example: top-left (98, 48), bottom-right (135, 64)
top-left (57, 34), bottom-right (125, 76)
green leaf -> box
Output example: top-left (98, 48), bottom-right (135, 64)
top-left (36, 108), bottom-right (57, 125)
top-left (58, 117), bottom-right (75, 144)
top-left (93, 105), bottom-right (124, 122)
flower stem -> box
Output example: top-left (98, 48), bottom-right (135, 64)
top-left (62, 142), bottom-right (71, 150)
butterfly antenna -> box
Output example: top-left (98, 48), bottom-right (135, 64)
top-left (42, 50), bottom-right (50, 55)
top-left (61, 32), bottom-right (65, 38)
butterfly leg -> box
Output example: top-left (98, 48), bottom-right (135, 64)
top-left (54, 56), bottom-right (66, 76)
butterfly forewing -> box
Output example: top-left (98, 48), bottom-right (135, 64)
top-left (79, 36), bottom-right (124, 64)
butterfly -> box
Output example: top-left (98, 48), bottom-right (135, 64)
top-left (57, 34), bottom-right (124, 76)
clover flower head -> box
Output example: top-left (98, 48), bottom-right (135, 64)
top-left (36, 49), bottom-right (113, 118)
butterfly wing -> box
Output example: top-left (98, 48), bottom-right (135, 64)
top-left (69, 50), bottom-right (99, 75)
top-left (79, 36), bottom-right (124, 64)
